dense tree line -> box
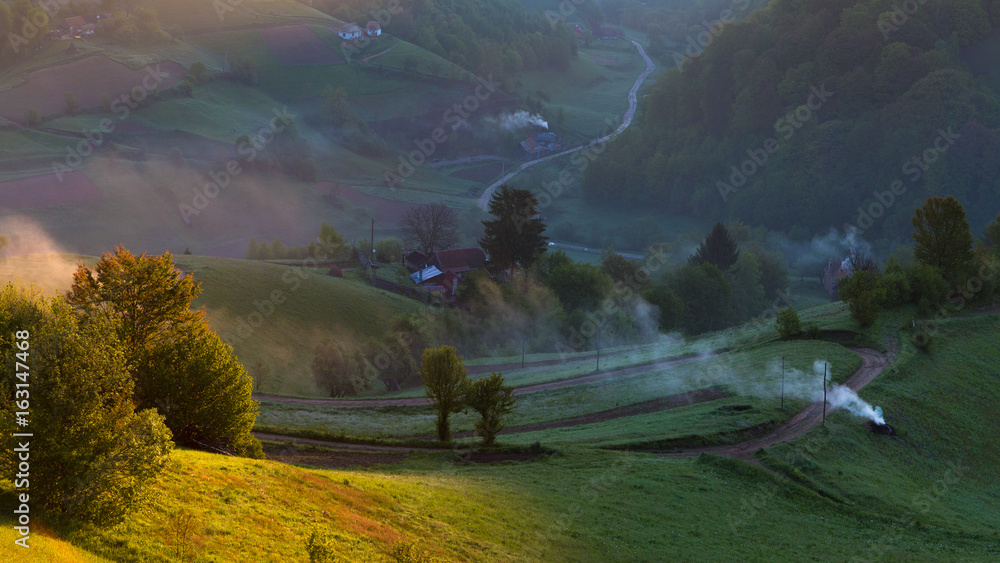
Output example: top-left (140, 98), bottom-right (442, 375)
top-left (0, 247), bottom-right (261, 528)
top-left (838, 197), bottom-right (1000, 332)
top-left (312, 0), bottom-right (577, 84)
top-left (584, 0), bottom-right (1000, 248)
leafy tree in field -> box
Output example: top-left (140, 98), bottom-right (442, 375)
top-left (65, 246), bottom-right (262, 457)
top-left (480, 185), bottom-right (548, 277)
top-left (643, 283), bottom-right (684, 331)
top-left (315, 222), bottom-right (346, 260)
top-left (545, 259), bottom-right (612, 311)
top-left (312, 339), bottom-right (366, 397)
top-left (322, 85), bottom-right (357, 127)
top-left (418, 345), bottom-right (468, 442)
top-left (838, 270), bottom-right (886, 327)
top-left (775, 306), bottom-right (802, 339)
top-left (65, 92), bottom-right (80, 115)
top-left (26, 107), bottom-right (40, 128)
top-left (0, 284), bottom-right (173, 526)
top-left (600, 249), bottom-right (647, 288)
top-left (672, 263), bottom-right (732, 335)
top-left (912, 196), bottom-right (976, 284)
top-left (689, 222), bottom-right (740, 271)
top-left (730, 252), bottom-right (766, 322)
top-left (463, 373), bottom-right (516, 446)
top-left (375, 237), bottom-right (403, 262)
top-left (187, 61), bottom-right (209, 85)
top-left (985, 213), bottom-right (1000, 250)
top-left (0, 234), bottom-right (7, 255)
top-left (401, 203), bottom-right (458, 255)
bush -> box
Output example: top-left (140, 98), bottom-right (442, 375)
top-left (775, 306), bottom-right (802, 339)
top-left (418, 346), bottom-right (468, 442)
top-left (26, 107), bottom-right (41, 128)
top-left (65, 92), bottom-right (80, 115)
top-left (463, 373), bottom-right (516, 446)
top-left (66, 247), bottom-right (262, 458)
top-left (0, 284), bottom-right (173, 526)
top-left (804, 321), bottom-right (821, 339)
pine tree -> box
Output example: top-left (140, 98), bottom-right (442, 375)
top-left (689, 222), bottom-right (740, 271)
top-left (479, 185), bottom-right (549, 277)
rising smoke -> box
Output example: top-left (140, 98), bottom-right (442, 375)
top-left (709, 357), bottom-right (884, 424)
top-left (488, 110), bottom-right (549, 131)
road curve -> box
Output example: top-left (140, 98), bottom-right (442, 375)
top-left (656, 348), bottom-right (890, 460)
top-left (475, 39), bottom-right (655, 210)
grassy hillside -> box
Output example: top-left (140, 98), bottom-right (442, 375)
top-left (0, 255), bottom-right (422, 395)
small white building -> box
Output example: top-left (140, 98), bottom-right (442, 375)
top-left (366, 22), bottom-right (382, 37)
top-left (338, 24), bottom-right (362, 40)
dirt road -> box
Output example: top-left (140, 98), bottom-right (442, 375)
top-left (475, 39), bottom-right (655, 210)
top-left (254, 352), bottom-right (711, 407)
top-left (657, 348), bottom-right (890, 460)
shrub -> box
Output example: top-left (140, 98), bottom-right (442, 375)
top-left (418, 346), bottom-right (468, 442)
top-left (804, 321), bottom-right (821, 339)
top-left (463, 373), bottom-right (516, 446)
top-left (65, 92), bottom-right (80, 115)
top-left (775, 306), bottom-right (802, 339)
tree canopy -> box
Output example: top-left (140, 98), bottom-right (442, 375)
top-left (689, 222), bottom-right (740, 271)
top-left (911, 196), bottom-right (975, 283)
top-left (66, 247), bottom-right (262, 458)
top-left (480, 185), bottom-right (549, 276)
top-left (417, 345), bottom-right (468, 442)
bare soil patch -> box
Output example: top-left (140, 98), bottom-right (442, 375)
top-left (0, 56), bottom-right (186, 123)
top-left (456, 451), bottom-right (547, 463)
top-left (0, 171), bottom-right (101, 209)
top-left (263, 442), bottom-right (408, 468)
top-left (260, 25), bottom-right (345, 66)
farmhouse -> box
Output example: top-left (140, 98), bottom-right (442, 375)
top-left (823, 257), bottom-right (852, 300)
top-left (407, 247), bottom-right (487, 297)
top-left (366, 21), bottom-right (382, 37)
top-left (338, 24), bottom-right (362, 40)
top-left (520, 131), bottom-right (562, 155)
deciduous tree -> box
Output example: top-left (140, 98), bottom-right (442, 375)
top-left (401, 203), bottom-right (458, 254)
top-left (911, 196), bottom-right (975, 284)
top-left (463, 373), bottom-right (516, 446)
top-left (65, 246), bottom-right (262, 457)
top-left (0, 284), bottom-right (173, 526)
top-left (418, 345), bottom-right (468, 441)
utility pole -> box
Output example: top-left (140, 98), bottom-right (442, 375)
top-left (781, 355), bottom-right (785, 410)
top-left (595, 325), bottom-right (601, 372)
top-left (822, 363), bottom-right (828, 425)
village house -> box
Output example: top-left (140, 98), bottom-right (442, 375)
top-left (366, 21), bottom-right (382, 37)
top-left (407, 247), bottom-right (487, 297)
top-left (338, 23), bottom-right (363, 40)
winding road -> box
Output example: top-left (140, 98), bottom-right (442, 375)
top-left (475, 39), bottom-right (655, 210)
top-left (256, 348), bottom-right (892, 458)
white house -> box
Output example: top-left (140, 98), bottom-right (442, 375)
top-left (366, 22), bottom-right (382, 37)
top-left (338, 24), bottom-right (362, 40)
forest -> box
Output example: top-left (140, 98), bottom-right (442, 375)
top-left (584, 0), bottom-right (1000, 251)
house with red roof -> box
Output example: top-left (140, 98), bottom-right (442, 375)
top-left (406, 247), bottom-right (487, 298)
top-left (366, 21), bottom-right (382, 37)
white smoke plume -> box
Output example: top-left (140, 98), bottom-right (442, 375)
top-left (718, 358), bottom-right (884, 424)
top-left (489, 110), bottom-right (548, 130)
